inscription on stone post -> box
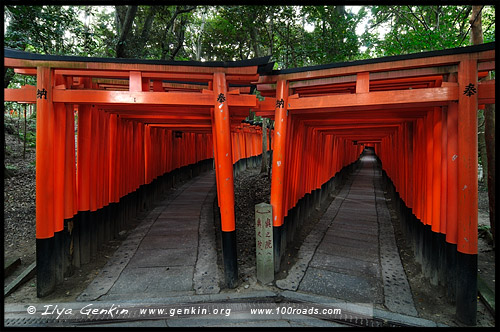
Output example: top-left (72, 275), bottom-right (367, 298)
top-left (255, 203), bottom-right (274, 284)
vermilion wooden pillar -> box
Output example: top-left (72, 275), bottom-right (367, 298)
top-left (270, 79), bottom-right (289, 272)
top-left (456, 58), bottom-right (478, 325)
top-left (89, 105), bottom-right (99, 257)
top-left (212, 72), bottom-right (237, 287)
top-left (64, 104), bottom-right (78, 271)
top-left (210, 108), bottom-right (221, 204)
top-left (36, 66), bottom-right (56, 297)
top-left (432, 107), bottom-right (442, 234)
top-left (77, 104), bottom-right (92, 265)
top-left (53, 99), bottom-right (66, 285)
top-left (440, 108), bottom-right (448, 235)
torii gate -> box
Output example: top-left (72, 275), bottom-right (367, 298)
top-left (252, 42), bottom-right (495, 325)
top-left (4, 47), bottom-right (273, 295)
top-left (4, 42), bottom-right (495, 325)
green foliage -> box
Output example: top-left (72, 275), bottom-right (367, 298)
top-left (18, 131), bottom-right (36, 148)
top-left (2, 5), bottom-right (495, 67)
top-left (481, 6), bottom-right (495, 43)
top-left (363, 5), bottom-right (495, 57)
top-left (299, 6), bottom-right (366, 64)
top-left (5, 164), bottom-right (18, 172)
top-left (5, 6), bottom-right (85, 54)
top-left (478, 224), bottom-right (490, 232)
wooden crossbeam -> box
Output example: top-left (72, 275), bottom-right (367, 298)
top-left (4, 57), bottom-right (260, 75)
top-left (288, 86), bottom-right (458, 111)
top-left (257, 49), bottom-right (495, 83)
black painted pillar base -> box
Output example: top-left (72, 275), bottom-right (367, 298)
top-left (273, 225), bottom-right (282, 273)
top-left (53, 229), bottom-right (64, 285)
top-left (72, 214), bottom-right (81, 269)
top-left (455, 252), bottom-right (478, 326)
top-left (96, 208), bottom-right (104, 251)
top-left (63, 219), bottom-right (74, 277)
top-left (36, 237), bottom-right (56, 297)
top-left (90, 210), bottom-right (97, 258)
top-left (79, 210), bottom-right (91, 265)
top-left (221, 230), bottom-right (238, 288)
top-left (445, 242), bottom-right (457, 302)
top-left (109, 202), bottom-right (119, 240)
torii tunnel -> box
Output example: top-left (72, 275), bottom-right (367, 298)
top-left (4, 42), bottom-right (495, 323)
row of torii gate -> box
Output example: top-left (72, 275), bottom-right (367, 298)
top-left (4, 42), bottom-right (495, 324)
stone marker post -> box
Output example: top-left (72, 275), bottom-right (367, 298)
top-left (255, 203), bottom-right (274, 284)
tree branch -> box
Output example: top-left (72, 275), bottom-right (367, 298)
top-left (162, 6), bottom-right (196, 60)
top-left (170, 16), bottom-right (187, 60)
top-left (406, 5), bottom-right (430, 31)
top-left (115, 5), bottom-right (138, 58)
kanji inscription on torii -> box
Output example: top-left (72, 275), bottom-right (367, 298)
top-left (255, 202), bottom-right (274, 284)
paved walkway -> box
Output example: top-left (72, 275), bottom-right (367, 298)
top-left (77, 171), bottom-right (220, 302)
top-left (5, 154), bottom-right (440, 327)
top-left (276, 151), bottom-right (417, 316)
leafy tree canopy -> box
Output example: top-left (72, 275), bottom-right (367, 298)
top-left (3, 5), bottom-right (495, 68)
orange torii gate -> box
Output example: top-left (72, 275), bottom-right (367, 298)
top-left (3, 42), bottom-right (496, 325)
top-left (252, 42), bottom-right (495, 325)
top-left (4, 47), bottom-right (272, 294)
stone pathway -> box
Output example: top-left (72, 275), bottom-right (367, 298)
top-left (276, 152), bottom-right (417, 316)
top-left (77, 171), bottom-right (219, 302)
top-left (6, 156), bottom-right (440, 327)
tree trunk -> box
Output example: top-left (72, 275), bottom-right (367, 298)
top-left (249, 11), bottom-right (260, 58)
top-left (115, 5), bottom-right (138, 58)
top-left (137, 6), bottom-right (156, 56)
top-left (195, 13), bottom-right (206, 61)
top-left (484, 103), bottom-right (495, 245)
top-left (4, 68), bottom-right (15, 89)
top-left (268, 121), bottom-right (273, 178)
top-left (478, 109), bottom-right (488, 183)
top-left (23, 106), bottom-right (27, 159)
top-left (261, 118), bottom-right (268, 174)
top-left (470, 6), bottom-right (483, 45)
top-left (470, 5), bottom-right (495, 244)
top-left (170, 16), bottom-right (187, 60)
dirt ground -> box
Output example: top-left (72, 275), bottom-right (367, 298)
top-left (3, 123), bottom-right (496, 326)
top-left (384, 183), bottom-right (495, 327)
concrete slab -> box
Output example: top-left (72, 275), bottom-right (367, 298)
top-left (167, 318), bottom-right (292, 328)
top-left (331, 212), bottom-right (378, 223)
top-left (299, 267), bottom-right (383, 304)
top-left (309, 252), bottom-right (381, 279)
top-left (128, 248), bottom-right (197, 268)
top-left (330, 223), bottom-right (379, 236)
top-left (88, 320), bottom-right (168, 327)
top-left (108, 266), bottom-right (194, 295)
top-left (147, 223), bottom-right (199, 235)
top-left (321, 233), bottom-right (379, 251)
top-left (194, 187), bottom-right (220, 295)
top-left (373, 170), bottom-right (418, 317)
top-left (316, 241), bottom-right (379, 262)
top-left (152, 218), bottom-right (199, 227)
top-left (140, 234), bottom-right (198, 250)
top-left (77, 171), bottom-right (221, 303)
top-left (327, 229), bottom-right (379, 243)
top-left (332, 215), bottom-right (378, 227)
top-left (159, 211), bottom-right (201, 218)
top-left (289, 317), bottom-right (346, 327)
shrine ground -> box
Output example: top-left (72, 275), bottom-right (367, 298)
top-left (3, 127), bottom-right (496, 327)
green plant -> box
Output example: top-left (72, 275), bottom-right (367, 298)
top-left (478, 224), bottom-right (490, 232)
